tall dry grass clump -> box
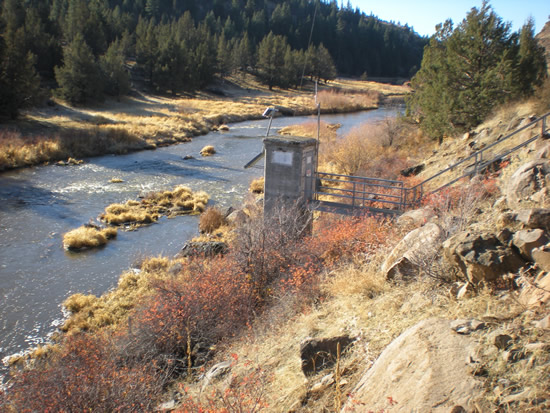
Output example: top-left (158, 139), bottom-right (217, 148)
top-left (62, 225), bottom-right (117, 250)
top-left (249, 177), bottom-right (265, 194)
top-left (200, 145), bottom-right (216, 156)
top-left (100, 185), bottom-right (209, 228)
top-left (199, 207), bottom-right (226, 233)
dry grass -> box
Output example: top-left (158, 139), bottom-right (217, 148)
top-left (319, 118), bottom-right (426, 179)
top-left (1, 76), bottom-right (409, 171)
top-left (200, 145), bottom-right (216, 156)
top-left (278, 120), bottom-right (339, 144)
top-left (100, 185), bottom-right (209, 228)
top-left (317, 89), bottom-right (379, 112)
top-left (185, 254), bottom-right (526, 412)
top-left (199, 207), bottom-right (226, 233)
top-left (62, 226), bottom-right (117, 250)
top-left (249, 177), bottom-right (265, 194)
top-left (61, 255), bottom-right (186, 334)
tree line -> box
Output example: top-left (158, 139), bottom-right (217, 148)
top-left (0, 0), bottom-right (427, 119)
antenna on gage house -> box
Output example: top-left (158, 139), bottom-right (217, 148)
top-left (243, 107), bottom-right (278, 169)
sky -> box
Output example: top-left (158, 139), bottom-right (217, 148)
top-left (351, 0), bottom-right (550, 37)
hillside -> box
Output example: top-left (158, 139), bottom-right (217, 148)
top-left (536, 20), bottom-right (550, 73)
top-left (0, 0), bottom-right (426, 120)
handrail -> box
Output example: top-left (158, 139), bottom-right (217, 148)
top-left (313, 112), bottom-right (550, 215)
top-left (408, 112), bottom-right (550, 205)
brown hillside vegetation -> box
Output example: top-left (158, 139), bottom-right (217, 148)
top-left (0, 75), bottom-right (407, 171)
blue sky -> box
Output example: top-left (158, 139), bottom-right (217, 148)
top-left (351, 0), bottom-right (550, 37)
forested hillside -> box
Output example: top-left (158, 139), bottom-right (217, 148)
top-left (0, 0), bottom-right (427, 118)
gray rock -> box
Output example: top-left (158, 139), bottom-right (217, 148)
top-left (443, 231), bottom-right (525, 284)
top-left (456, 282), bottom-right (474, 300)
top-left (532, 245), bottom-right (550, 271)
top-left (533, 314), bottom-right (550, 329)
top-left (178, 241), bottom-right (228, 257)
top-left (516, 208), bottom-right (550, 231)
top-left (494, 334), bottom-right (513, 350)
top-left (512, 229), bottom-right (549, 261)
top-left (204, 360), bottom-right (232, 382)
top-left (396, 207), bottom-right (436, 227)
top-left (300, 335), bottom-right (353, 376)
top-left (450, 319), bottom-right (486, 335)
top-left (382, 223), bottom-right (445, 280)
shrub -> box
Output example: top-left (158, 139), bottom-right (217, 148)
top-left (199, 207), bottom-right (226, 233)
top-left (230, 202), bottom-right (317, 300)
top-left (2, 333), bottom-right (164, 412)
top-left (120, 257), bottom-right (255, 376)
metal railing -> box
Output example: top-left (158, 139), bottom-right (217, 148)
top-left (405, 112), bottom-right (549, 206)
top-left (313, 112), bottom-right (550, 215)
top-left (314, 172), bottom-right (407, 214)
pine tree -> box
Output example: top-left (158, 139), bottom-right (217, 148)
top-left (256, 32), bottom-right (288, 89)
top-left (407, 2), bottom-right (546, 142)
top-left (55, 33), bottom-right (105, 104)
top-left (514, 18), bottom-right (547, 96)
top-left (0, 0), bottom-right (42, 120)
top-left (100, 39), bottom-right (130, 98)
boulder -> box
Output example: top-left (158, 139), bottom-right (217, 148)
top-left (342, 319), bottom-right (484, 413)
top-left (396, 207), bottom-right (436, 227)
top-left (516, 208), bottom-right (550, 232)
top-left (532, 244), bottom-right (550, 271)
top-left (382, 223), bottom-right (445, 280)
top-left (512, 229), bottom-right (549, 261)
top-left (518, 272), bottom-right (550, 308)
top-left (505, 160), bottom-right (550, 209)
top-left (443, 231), bottom-right (525, 284)
top-left (300, 336), bottom-right (353, 376)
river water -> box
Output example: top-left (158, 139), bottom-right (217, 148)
top-left (0, 107), bottom-right (399, 373)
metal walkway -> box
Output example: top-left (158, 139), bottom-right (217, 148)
top-left (312, 112), bottom-right (550, 216)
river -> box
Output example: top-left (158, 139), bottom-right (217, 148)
top-left (0, 106), bottom-right (400, 375)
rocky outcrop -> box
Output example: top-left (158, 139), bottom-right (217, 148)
top-left (443, 231), bottom-right (525, 284)
top-left (342, 319), bottom-right (484, 413)
top-left (381, 222), bottom-right (445, 280)
top-left (505, 160), bottom-right (550, 209)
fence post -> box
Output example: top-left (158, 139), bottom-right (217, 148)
top-left (352, 181), bottom-right (356, 209)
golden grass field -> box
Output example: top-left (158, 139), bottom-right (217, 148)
top-left (0, 75), bottom-right (410, 171)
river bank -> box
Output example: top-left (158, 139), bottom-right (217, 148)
top-left (0, 106), bottom-right (404, 382)
top-left (0, 76), bottom-right (409, 172)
